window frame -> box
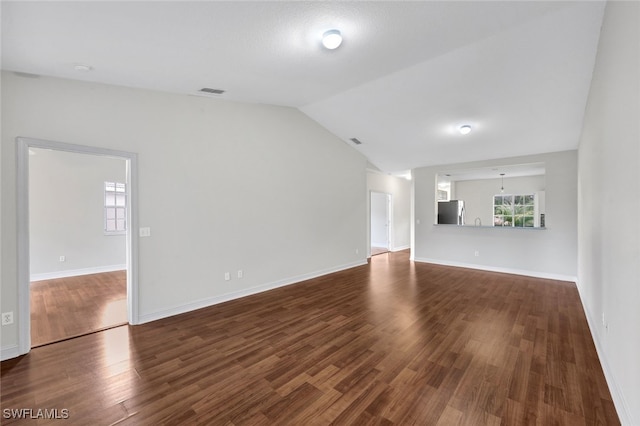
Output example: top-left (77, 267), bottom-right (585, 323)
top-left (104, 181), bottom-right (127, 235)
top-left (493, 193), bottom-right (537, 228)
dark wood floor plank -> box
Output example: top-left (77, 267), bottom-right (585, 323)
top-left (2, 251), bottom-right (619, 424)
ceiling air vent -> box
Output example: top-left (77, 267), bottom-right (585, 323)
top-left (199, 88), bottom-right (226, 95)
top-left (350, 138), bottom-right (363, 145)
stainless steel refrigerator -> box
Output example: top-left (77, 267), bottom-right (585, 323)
top-left (438, 200), bottom-right (465, 225)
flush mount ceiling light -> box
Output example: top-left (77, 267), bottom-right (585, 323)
top-left (322, 29), bottom-right (343, 50)
top-left (459, 124), bottom-right (472, 135)
top-left (73, 64), bottom-right (93, 72)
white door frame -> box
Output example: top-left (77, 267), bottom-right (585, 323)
top-left (369, 191), bottom-right (393, 253)
top-left (16, 137), bottom-right (139, 355)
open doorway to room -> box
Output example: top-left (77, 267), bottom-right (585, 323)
top-left (16, 137), bottom-right (138, 354)
top-left (28, 147), bottom-right (128, 347)
top-left (370, 191), bottom-right (391, 256)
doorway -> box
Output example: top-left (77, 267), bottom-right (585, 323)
top-left (370, 192), bottom-right (391, 256)
top-left (28, 147), bottom-right (128, 346)
top-left (16, 137), bottom-right (139, 355)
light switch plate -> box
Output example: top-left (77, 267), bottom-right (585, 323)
top-left (139, 227), bottom-right (151, 237)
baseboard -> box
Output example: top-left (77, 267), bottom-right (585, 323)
top-left (413, 257), bottom-right (577, 283)
top-left (30, 264), bottom-right (126, 282)
top-left (575, 281), bottom-right (634, 426)
top-left (1, 344), bottom-right (21, 362)
top-left (391, 245), bottom-right (410, 252)
top-left (138, 259), bottom-right (368, 325)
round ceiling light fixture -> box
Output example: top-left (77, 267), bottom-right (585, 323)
top-left (459, 124), bottom-right (472, 135)
top-left (73, 64), bottom-right (93, 72)
top-left (322, 29), bottom-right (343, 50)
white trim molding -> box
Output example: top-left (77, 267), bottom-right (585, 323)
top-left (1, 345), bottom-right (21, 362)
top-left (575, 281), bottom-right (633, 426)
top-left (413, 257), bottom-right (577, 283)
top-left (30, 264), bottom-right (127, 282)
top-left (139, 260), bottom-right (367, 325)
top-left (391, 245), bottom-right (410, 252)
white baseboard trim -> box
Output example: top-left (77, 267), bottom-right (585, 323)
top-left (575, 281), bottom-right (633, 426)
top-left (413, 257), bottom-right (577, 283)
top-left (391, 245), bottom-right (410, 252)
top-left (30, 264), bottom-right (126, 282)
top-left (1, 344), bottom-right (21, 362)
top-left (138, 259), bottom-right (368, 325)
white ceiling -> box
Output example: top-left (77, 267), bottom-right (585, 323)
top-left (1, 1), bottom-right (606, 173)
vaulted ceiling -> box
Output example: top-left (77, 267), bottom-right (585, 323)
top-left (1, 1), bottom-right (605, 173)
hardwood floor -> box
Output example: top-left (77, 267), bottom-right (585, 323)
top-left (371, 246), bottom-right (389, 256)
top-left (30, 271), bottom-right (127, 347)
top-left (2, 252), bottom-right (618, 424)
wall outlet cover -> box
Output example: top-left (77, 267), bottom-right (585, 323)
top-left (2, 312), bottom-right (14, 326)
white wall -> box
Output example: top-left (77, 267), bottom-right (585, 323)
top-left (366, 171), bottom-right (412, 253)
top-left (577, 2), bottom-right (640, 424)
top-left (29, 148), bottom-right (126, 279)
top-left (413, 150), bottom-right (577, 280)
top-left (456, 175), bottom-right (545, 227)
top-left (1, 73), bottom-right (368, 353)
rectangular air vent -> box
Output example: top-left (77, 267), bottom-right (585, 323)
top-left (350, 138), bottom-right (363, 145)
top-left (199, 88), bottom-right (226, 95)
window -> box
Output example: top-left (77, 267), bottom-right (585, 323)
top-left (494, 194), bottom-right (535, 227)
top-left (104, 181), bottom-right (126, 233)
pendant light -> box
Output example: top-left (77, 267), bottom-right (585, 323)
top-left (500, 173), bottom-right (505, 193)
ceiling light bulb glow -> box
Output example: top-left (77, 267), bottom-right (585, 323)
top-left (73, 64), bottom-right (93, 72)
top-left (459, 125), bottom-right (472, 135)
top-left (322, 29), bottom-right (342, 50)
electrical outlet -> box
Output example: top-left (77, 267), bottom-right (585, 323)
top-left (224, 272), bottom-right (230, 281)
top-left (59, 255), bottom-right (66, 262)
top-left (474, 250), bottom-right (480, 257)
top-left (2, 312), bottom-right (14, 326)
top-left (237, 270), bottom-right (243, 279)
top-left (355, 248), bottom-right (359, 254)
